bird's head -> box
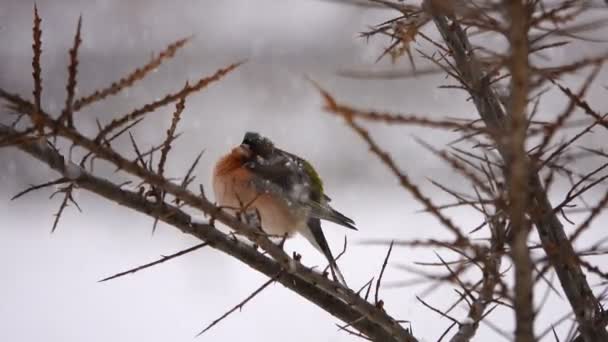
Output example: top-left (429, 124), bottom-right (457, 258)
top-left (233, 131), bottom-right (275, 160)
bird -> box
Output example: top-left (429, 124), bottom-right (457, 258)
top-left (212, 132), bottom-right (356, 285)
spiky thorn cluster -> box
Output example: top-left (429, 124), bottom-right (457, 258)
top-left (320, 0), bottom-right (608, 341)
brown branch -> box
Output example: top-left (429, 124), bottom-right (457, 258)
top-left (374, 240), bottom-right (394, 306)
top-left (149, 94), bottom-right (187, 231)
top-left (424, 3), bottom-right (608, 340)
top-left (72, 37), bottom-right (191, 111)
top-left (11, 177), bottom-right (69, 200)
top-left (0, 122), bottom-right (416, 342)
top-left (94, 62), bottom-right (241, 142)
top-left (318, 85), bottom-right (467, 244)
top-left (99, 242), bottom-right (209, 282)
top-left (31, 4), bottom-right (43, 136)
top-left (317, 101), bottom-right (484, 132)
top-left (550, 77), bottom-right (608, 131)
top-left (50, 183), bottom-right (80, 233)
top-left (179, 148), bottom-right (205, 191)
top-left (449, 202), bottom-right (505, 342)
top-left (58, 15), bottom-right (82, 128)
top-left (504, 2), bottom-right (535, 341)
top-left (416, 296), bottom-right (460, 326)
top-left (196, 272), bottom-right (281, 337)
top-left (0, 129), bottom-right (36, 147)
top-left (157, 95), bottom-right (185, 178)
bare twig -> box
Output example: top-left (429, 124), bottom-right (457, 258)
top-left (72, 37), bottom-right (191, 111)
top-left (99, 242), bottom-right (209, 282)
top-left (375, 240), bottom-right (394, 306)
top-left (11, 177), bottom-right (68, 200)
top-left (424, 4), bottom-right (608, 340)
top-left (31, 4), bottom-right (43, 136)
top-left (196, 273), bottom-right (281, 337)
top-left (58, 15), bottom-right (82, 128)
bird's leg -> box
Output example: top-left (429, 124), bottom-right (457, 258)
top-left (233, 193), bottom-right (246, 224)
top-left (277, 232), bottom-right (289, 250)
top-left (251, 208), bottom-right (263, 230)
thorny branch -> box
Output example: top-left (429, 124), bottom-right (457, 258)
top-left (426, 4), bottom-right (608, 341)
top-left (0, 122), bottom-right (415, 342)
top-left (0, 9), bottom-right (417, 342)
top-left (503, 2), bottom-right (535, 341)
top-left (99, 242), bottom-right (209, 283)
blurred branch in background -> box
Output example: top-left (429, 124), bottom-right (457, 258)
top-left (323, 0), bottom-right (608, 341)
top-left (2, 1), bottom-right (608, 341)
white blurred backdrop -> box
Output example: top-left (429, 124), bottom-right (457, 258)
top-left (1, 1), bottom-right (607, 341)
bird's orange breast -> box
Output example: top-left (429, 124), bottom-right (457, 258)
top-left (212, 151), bottom-right (302, 237)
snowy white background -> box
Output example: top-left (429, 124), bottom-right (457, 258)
top-left (1, 1), bottom-right (608, 341)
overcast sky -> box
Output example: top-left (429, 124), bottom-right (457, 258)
top-left (1, 1), bottom-right (608, 341)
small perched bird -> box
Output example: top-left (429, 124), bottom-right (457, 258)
top-left (213, 132), bottom-right (356, 285)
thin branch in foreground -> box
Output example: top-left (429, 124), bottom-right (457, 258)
top-left (11, 177), bottom-right (68, 200)
top-left (180, 148), bottom-right (205, 190)
top-left (355, 277), bottom-right (374, 298)
top-left (50, 183), bottom-right (80, 233)
top-left (375, 240), bottom-right (394, 306)
top-left (335, 323), bottom-right (374, 341)
top-left (323, 236), bottom-right (348, 275)
top-left (99, 242), bottom-right (209, 282)
top-left (196, 272), bottom-right (281, 337)
top-left (416, 296), bottom-right (460, 326)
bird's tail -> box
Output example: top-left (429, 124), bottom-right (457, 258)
top-left (301, 218), bottom-right (348, 287)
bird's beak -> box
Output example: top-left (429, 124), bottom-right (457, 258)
top-left (232, 143), bottom-right (251, 158)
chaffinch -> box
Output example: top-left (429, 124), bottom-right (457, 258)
top-left (213, 132), bottom-right (356, 285)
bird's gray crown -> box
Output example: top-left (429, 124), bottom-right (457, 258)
top-left (242, 131), bottom-right (274, 158)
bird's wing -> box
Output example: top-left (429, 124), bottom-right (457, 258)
top-left (274, 149), bottom-right (324, 201)
top-left (244, 151), bottom-right (311, 203)
top-left (245, 149), bottom-right (356, 230)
